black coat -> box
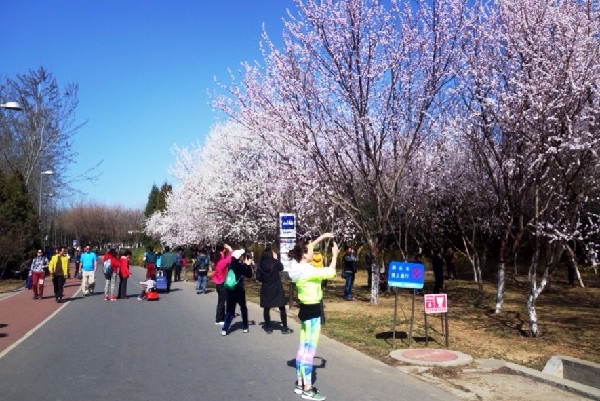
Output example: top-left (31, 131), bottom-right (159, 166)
top-left (256, 257), bottom-right (286, 308)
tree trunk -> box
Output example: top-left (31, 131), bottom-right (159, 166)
top-left (370, 261), bottom-right (379, 305)
top-left (495, 262), bottom-right (505, 313)
top-left (526, 290), bottom-right (539, 337)
top-left (461, 233), bottom-right (484, 291)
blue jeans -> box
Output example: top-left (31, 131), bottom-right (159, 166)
top-left (343, 273), bottom-right (355, 299)
top-left (196, 275), bottom-right (207, 293)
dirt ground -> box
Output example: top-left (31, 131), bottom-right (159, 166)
top-left (309, 269), bottom-right (600, 370)
top-left (307, 268), bottom-right (600, 400)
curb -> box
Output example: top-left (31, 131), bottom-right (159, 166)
top-left (503, 361), bottom-right (600, 401)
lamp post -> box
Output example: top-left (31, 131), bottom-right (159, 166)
top-left (39, 170), bottom-right (54, 232)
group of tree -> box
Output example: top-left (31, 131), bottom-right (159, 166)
top-left (1, 67), bottom-right (89, 274)
top-left (145, 0), bottom-right (600, 337)
top-left (51, 203), bottom-right (144, 249)
top-left (0, 67), bottom-right (88, 209)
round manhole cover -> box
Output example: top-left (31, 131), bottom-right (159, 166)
top-left (402, 349), bottom-right (458, 362)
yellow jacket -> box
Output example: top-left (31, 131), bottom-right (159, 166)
top-left (48, 254), bottom-right (69, 276)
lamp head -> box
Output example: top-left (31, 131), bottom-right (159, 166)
top-left (0, 102), bottom-right (23, 111)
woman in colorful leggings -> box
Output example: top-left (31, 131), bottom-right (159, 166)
top-left (288, 233), bottom-right (339, 401)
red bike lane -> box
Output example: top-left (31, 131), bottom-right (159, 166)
top-left (0, 275), bottom-right (82, 356)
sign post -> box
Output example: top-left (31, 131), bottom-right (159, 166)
top-left (423, 293), bottom-right (449, 348)
top-left (279, 213), bottom-right (296, 309)
top-left (387, 261), bottom-right (425, 348)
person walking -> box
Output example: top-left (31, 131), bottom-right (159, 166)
top-left (160, 246), bottom-right (176, 293)
top-left (212, 243), bottom-right (232, 325)
top-left (174, 249), bottom-right (183, 282)
top-left (48, 246), bottom-right (69, 303)
top-left (144, 246), bottom-right (157, 280)
top-left (256, 245), bottom-right (290, 334)
top-left (29, 249), bottom-right (48, 300)
top-left (444, 246), bottom-right (456, 280)
top-left (73, 246), bottom-right (82, 279)
top-left (103, 249), bottom-right (119, 301)
top-left (118, 250), bottom-right (131, 299)
top-left (194, 249), bottom-right (210, 294)
top-left (80, 244), bottom-right (98, 296)
top-left (181, 254), bottom-right (188, 282)
top-left (288, 233), bottom-right (338, 401)
top-left (342, 245), bottom-right (358, 300)
top-left (220, 249), bottom-right (253, 336)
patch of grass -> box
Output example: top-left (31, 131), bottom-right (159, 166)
top-left (0, 279), bottom-right (24, 293)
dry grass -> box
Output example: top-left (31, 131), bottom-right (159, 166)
top-left (245, 268), bottom-right (600, 370)
top-left (0, 279), bottom-right (24, 294)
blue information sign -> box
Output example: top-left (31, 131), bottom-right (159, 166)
top-left (279, 213), bottom-right (296, 238)
top-left (387, 261), bottom-right (425, 289)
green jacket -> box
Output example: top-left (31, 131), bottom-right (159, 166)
top-left (160, 252), bottom-right (176, 270)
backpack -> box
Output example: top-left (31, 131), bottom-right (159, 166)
top-left (223, 267), bottom-right (238, 290)
top-left (103, 258), bottom-right (112, 274)
top-left (195, 255), bottom-right (208, 273)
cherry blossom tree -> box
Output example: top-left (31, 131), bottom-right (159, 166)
top-left (145, 121), bottom-right (341, 247)
top-left (216, 0), bottom-right (472, 303)
top-left (459, 0), bottom-right (600, 335)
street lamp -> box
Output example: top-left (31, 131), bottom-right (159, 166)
top-left (0, 101), bottom-right (23, 110)
top-left (39, 170), bottom-right (54, 229)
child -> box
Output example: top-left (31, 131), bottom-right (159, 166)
top-left (138, 278), bottom-right (157, 300)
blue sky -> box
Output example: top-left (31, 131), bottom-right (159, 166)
top-left (1, 0), bottom-right (294, 209)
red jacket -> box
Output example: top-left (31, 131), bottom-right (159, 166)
top-left (120, 256), bottom-right (131, 278)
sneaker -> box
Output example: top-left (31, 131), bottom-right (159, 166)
top-left (215, 321), bottom-right (224, 326)
top-left (302, 387), bottom-right (326, 400)
top-left (243, 328), bottom-right (249, 333)
top-left (281, 327), bottom-right (292, 334)
top-left (104, 296), bottom-right (109, 301)
top-left (294, 383), bottom-right (303, 395)
top-left (265, 327), bottom-right (273, 334)
top-left (220, 330), bottom-right (227, 336)
top-left (137, 296), bottom-right (143, 300)
top-left (110, 296), bottom-right (117, 301)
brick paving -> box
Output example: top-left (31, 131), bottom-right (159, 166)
top-left (0, 268), bottom-right (82, 354)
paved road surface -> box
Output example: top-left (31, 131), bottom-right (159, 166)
top-left (0, 266), bottom-right (458, 401)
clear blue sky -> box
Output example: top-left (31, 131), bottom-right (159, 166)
top-left (1, 0), bottom-right (294, 209)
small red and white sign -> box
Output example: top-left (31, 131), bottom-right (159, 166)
top-left (424, 294), bottom-right (448, 314)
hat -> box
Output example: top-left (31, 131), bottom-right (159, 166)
top-left (231, 249), bottom-right (245, 259)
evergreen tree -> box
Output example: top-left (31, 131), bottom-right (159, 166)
top-left (0, 169), bottom-right (39, 278)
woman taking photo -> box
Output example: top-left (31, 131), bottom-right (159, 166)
top-left (256, 245), bottom-right (290, 334)
top-left (288, 233), bottom-right (338, 401)
top-left (212, 243), bottom-right (232, 325)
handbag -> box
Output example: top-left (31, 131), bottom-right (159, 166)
top-left (25, 275), bottom-right (33, 289)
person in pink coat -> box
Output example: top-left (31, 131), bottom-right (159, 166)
top-left (211, 243), bottom-right (232, 325)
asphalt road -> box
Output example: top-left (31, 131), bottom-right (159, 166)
top-left (0, 266), bottom-right (458, 401)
